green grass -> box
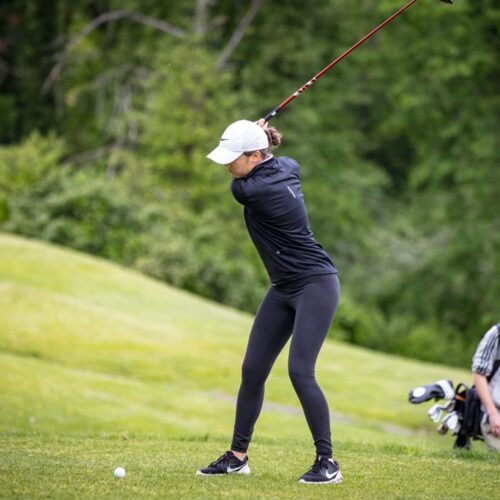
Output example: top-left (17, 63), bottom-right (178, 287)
top-left (0, 232), bottom-right (498, 498)
top-left (0, 436), bottom-right (499, 499)
top-left (2, 435), bottom-right (499, 499)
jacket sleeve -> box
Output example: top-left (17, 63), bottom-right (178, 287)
top-left (231, 179), bottom-right (248, 205)
top-left (231, 178), bottom-right (259, 207)
top-left (472, 325), bottom-right (500, 376)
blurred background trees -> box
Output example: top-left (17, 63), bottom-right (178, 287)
top-left (1, 0), bottom-right (498, 366)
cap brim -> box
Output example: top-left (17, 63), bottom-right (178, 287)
top-left (206, 146), bottom-right (242, 165)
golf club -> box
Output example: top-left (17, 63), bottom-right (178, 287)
top-left (263, 0), bottom-right (453, 123)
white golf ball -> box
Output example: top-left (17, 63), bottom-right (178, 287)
top-left (114, 467), bottom-right (126, 479)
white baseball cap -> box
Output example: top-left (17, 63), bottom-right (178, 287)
top-left (207, 120), bottom-right (269, 165)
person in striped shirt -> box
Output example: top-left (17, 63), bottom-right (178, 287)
top-left (471, 324), bottom-right (500, 452)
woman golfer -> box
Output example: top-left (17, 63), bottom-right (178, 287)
top-left (197, 119), bottom-right (342, 484)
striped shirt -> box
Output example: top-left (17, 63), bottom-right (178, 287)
top-left (472, 324), bottom-right (500, 408)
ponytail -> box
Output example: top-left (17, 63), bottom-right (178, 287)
top-left (260, 126), bottom-right (282, 155)
top-left (264, 127), bottom-right (282, 148)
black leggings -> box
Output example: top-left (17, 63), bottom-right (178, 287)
top-left (231, 273), bottom-right (340, 457)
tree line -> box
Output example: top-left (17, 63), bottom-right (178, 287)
top-left (1, 0), bottom-right (498, 367)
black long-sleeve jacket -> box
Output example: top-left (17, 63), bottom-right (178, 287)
top-left (231, 156), bottom-right (337, 286)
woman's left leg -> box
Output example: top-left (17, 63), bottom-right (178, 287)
top-left (288, 274), bottom-right (340, 458)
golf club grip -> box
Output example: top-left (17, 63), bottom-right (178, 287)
top-left (262, 0), bottom-right (421, 123)
top-left (263, 106), bottom-right (281, 123)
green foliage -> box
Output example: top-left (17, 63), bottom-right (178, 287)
top-left (330, 292), bottom-right (386, 346)
top-left (0, 132), bottom-right (65, 223)
top-left (391, 321), bottom-right (468, 366)
top-left (0, 95), bottom-right (17, 143)
top-left (5, 168), bottom-right (148, 263)
top-left (0, 131), bottom-right (64, 192)
top-left (0, 1), bottom-right (58, 139)
top-left (137, 43), bottom-right (239, 205)
top-left (135, 208), bottom-right (267, 312)
top-left (361, 0), bottom-right (500, 344)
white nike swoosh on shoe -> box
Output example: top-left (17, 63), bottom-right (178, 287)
top-left (299, 472), bottom-right (343, 484)
top-left (227, 463), bottom-right (247, 473)
top-left (325, 470), bottom-right (339, 480)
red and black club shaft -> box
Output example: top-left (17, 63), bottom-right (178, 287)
top-left (263, 0), bottom-right (453, 123)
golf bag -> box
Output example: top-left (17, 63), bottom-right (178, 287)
top-left (409, 346), bottom-right (499, 449)
top-left (408, 380), bottom-right (484, 449)
top-left (450, 383), bottom-right (483, 449)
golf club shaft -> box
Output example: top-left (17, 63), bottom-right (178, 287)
top-left (263, 0), bottom-right (418, 123)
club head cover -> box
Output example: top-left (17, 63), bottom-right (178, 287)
top-left (408, 379), bottom-right (455, 404)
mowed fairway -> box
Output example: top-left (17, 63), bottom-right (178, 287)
top-left (0, 233), bottom-right (498, 498)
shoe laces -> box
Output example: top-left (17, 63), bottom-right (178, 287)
top-left (311, 456), bottom-right (331, 473)
top-left (209, 451), bottom-right (232, 468)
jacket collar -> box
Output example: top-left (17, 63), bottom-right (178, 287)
top-left (244, 155), bottom-right (275, 179)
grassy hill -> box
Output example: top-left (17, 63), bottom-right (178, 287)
top-left (0, 233), bottom-right (497, 498)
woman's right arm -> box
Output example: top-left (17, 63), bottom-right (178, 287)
top-left (473, 373), bottom-right (500, 436)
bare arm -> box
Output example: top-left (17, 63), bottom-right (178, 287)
top-left (473, 372), bottom-right (500, 437)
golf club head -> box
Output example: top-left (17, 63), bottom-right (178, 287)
top-left (437, 423), bottom-right (449, 435)
top-left (437, 412), bottom-right (460, 436)
top-left (442, 412), bottom-right (460, 433)
top-left (439, 0), bottom-right (453, 4)
top-left (428, 404), bottom-right (445, 423)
